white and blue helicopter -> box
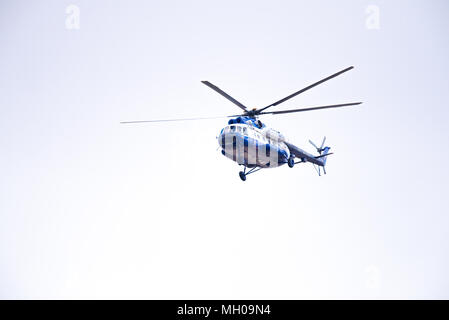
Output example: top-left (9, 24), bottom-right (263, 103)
top-left (122, 66), bottom-right (361, 181)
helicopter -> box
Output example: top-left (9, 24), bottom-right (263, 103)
top-left (121, 66), bottom-right (361, 181)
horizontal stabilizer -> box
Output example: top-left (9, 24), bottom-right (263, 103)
top-left (314, 152), bottom-right (333, 159)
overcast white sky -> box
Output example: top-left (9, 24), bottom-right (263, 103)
top-left (1, 0), bottom-right (448, 299)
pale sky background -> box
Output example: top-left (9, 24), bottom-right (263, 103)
top-left (1, 0), bottom-right (448, 299)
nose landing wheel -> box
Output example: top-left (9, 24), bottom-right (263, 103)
top-left (239, 171), bottom-right (247, 181)
top-left (288, 157), bottom-right (295, 168)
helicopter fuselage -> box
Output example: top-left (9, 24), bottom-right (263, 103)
top-left (217, 119), bottom-right (290, 168)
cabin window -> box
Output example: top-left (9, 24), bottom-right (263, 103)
top-left (243, 127), bottom-right (247, 134)
top-left (230, 125), bottom-right (236, 132)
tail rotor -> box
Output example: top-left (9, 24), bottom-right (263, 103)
top-left (310, 136), bottom-right (330, 176)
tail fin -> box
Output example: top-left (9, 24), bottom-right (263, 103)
top-left (321, 146), bottom-right (331, 166)
top-left (310, 137), bottom-right (332, 176)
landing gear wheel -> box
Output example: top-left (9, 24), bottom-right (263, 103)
top-left (288, 157), bottom-right (295, 168)
top-left (239, 171), bottom-right (247, 181)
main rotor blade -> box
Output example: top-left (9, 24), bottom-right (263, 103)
top-left (120, 115), bottom-right (232, 124)
top-left (201, 81), bottom-right (248, 111)
top-left (257, 66), bottom-right (355, 113)
top-left (258, 102), bottom-right (362, 115)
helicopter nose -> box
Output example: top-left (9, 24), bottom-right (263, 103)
top-left (218, 131), bottom-right (226, 150)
